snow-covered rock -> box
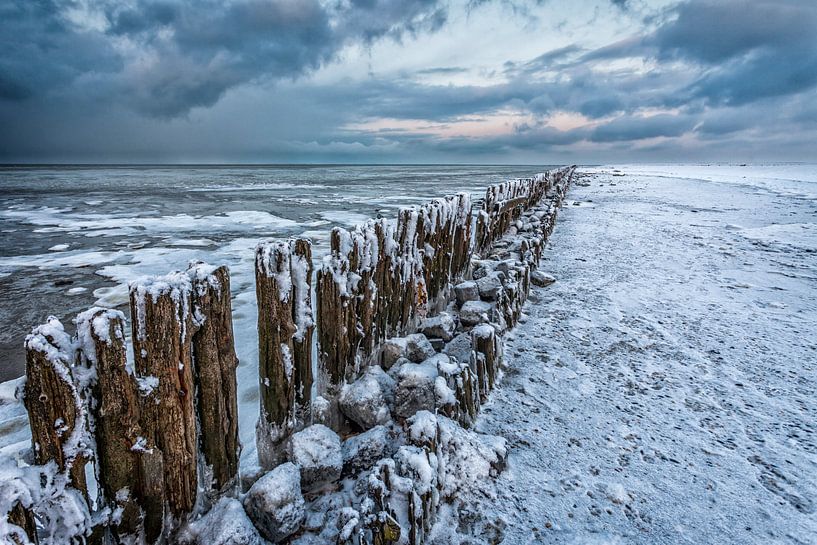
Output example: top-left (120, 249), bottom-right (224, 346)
top-left (393, 360), bottom-right (438, 419)
top-left (289, 424), bottom-right (343, 491)
top-left (341, 425), bottom-right (396, 476)
top-left (185, 497), bottom-right (262, 545)
top-left (243, 462), bottom-right (305, 543)
top-left (419, 312), bottom-right (456, 342)
top-left (530, 270), bottom-right (555, 287)
top-left (459, 300), bottom-right (493, 326)
top-left (442, 332), bottom-right (473, 365)
top-left (404, 333), bottom-right (435, 363)
top-left (454, 281), bottom-right (479, 307)
top-left (380, 337), bottom-right (407, 369)
top-left (476, 273), bottom-right (503, 301)
top-left (338, 366), bottom-right (394, 430)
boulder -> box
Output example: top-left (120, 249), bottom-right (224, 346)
top-left (419, 312), bottom-right (456, 342)
top-left (442, 332), bottom-right (473, 365)
top-left (454, 281), bottom-right (479, 307)
top-left (405, 333), bottom-right (435, 363)
top-left (289, 425), bottom-right (343, 491)
top-left (459, 301), bottom-right (493, 326)
top-left (393, 360), bottom-right (438, 419)
top-left (243, 463), bottom-right (305, 543)
top-left (380, 338), bottom-right (407, 369)
top-left (338, 366), bottom-right (394, 430)
top-left (530, 271), bottom-right (556, 287)
top-left (341, 425), bottom-right (396, 475)
top-left (187, 497), bottom-right (262, 545)
top-left (476, 273), bottom-right (503, 301)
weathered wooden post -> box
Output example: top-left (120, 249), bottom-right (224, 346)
top-left (75, 307), bottom-right (143, 542)
top-left (188, 263), bottom-right (240, 494)
top-left (129, 273), bottom-right (197, 538)
top-left (289, 240), bottom-right (315, 417)
top-left (255, 239), bottom-right (314, 466)
top-left (256, 241), bottom-right (297, 468)
top-left (471, 324), bottom-right (500, 400)
top-left (23, 317), bottom-right (89, 496)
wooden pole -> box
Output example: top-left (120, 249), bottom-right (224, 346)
top-left (23, 317), bottom-right (89, 496)
top-left (74, 308), bottom-right (143, 541)
top-left (188, 263), bottom-right (240, 494)
top-left (129, 273), bottom-right (197, 536)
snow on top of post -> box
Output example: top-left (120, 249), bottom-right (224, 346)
top-left (24, 316), bottom-right (73, 374)
top-left (256, 241), bottom-right (293, 302)
top-left (129, 270), bottom-right (192, 342)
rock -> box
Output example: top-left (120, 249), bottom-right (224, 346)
top-left (419, 312), bottom-right (456, 342)
top-left (243, 463), bottom-right (305, 543)
top-left (393, 360), bottom-right (438, 419)
top-left (405, 333), bottom-right (435, 363)
top-left (186, 497), bottom-right (262, 545)
top-left (459, 301), bottom-right (493, 326)
top-left (429, 338), bottom-right (445, 352)
top-left (530, 271), bottom-right (556, 287)
top-left (341, 425), bottom-right (396, 475)
top-left (289, 425), bottom-right (343, 491)
top-left (338, 366), bottom-right (393, 430)
top-left (380, 338), bottom-right (407, 369)
top-left (476, 273), bottom-right (503, 301)
top-left (454, 281), bottom-right (479, 307)
top-left (442, 333), bottom-right (473, 365)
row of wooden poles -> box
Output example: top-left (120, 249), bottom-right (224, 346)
top-left (10, 168), bottom-right (573, 544)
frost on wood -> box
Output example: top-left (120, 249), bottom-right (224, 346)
top-left (187, 262), bottom-right (240, 495)
top-left (255, 239), bottom-right (313, 469)
top-left (23, 317), bottom-right (90, 496)
top-left (75, 307), bottom-right (144, 541)
top-left (129, 271), bottom-right (197, 539)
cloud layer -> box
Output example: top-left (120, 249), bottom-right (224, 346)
top-left (1, 0), bottom-right (815, 162)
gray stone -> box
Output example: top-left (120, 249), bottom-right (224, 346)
top-left (454, 281), bottom-right (479, 307)
top-left (188, 497), bottom-right (262, 545)
top-left (243, 463), bottom-right (305, 543)
top-left (338, 366), bottom-right (393, 430)
top-left (419, 312), bottom-right (456, 342)
top-left (380, 338), bottom-right (407, 369)
top-left (341, 425), bottom-right (396, 475)
top-left (442, 332), bottom-right (473, 365)
top-left (393, 361), bottom-right (438, 419)
top-left (429, 338), bottom-right (445, 352)
top-left (459, 300), bottom-right (493, 326)
top-left (288, 424), bottom-right (343, 491)
top-left (476, 273), bottom-right (503, 301)
top-left (530, 271), bottom-right (556, 287)
top-left (405, 333), bottom-right (435, 363)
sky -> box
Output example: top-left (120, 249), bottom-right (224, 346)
top-left (1, 0), bottom-right (816, 164)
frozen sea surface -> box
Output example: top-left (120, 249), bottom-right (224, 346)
top-left (451, 166), bottom-right (817, 544)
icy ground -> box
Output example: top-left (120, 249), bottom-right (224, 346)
top-left (447, 166), bottom-right (817, 544)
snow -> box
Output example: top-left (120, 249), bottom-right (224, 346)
top-left (447, 166), bottom-right (817, 544)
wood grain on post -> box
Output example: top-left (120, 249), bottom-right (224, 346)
top-left (75, 308), bottom-right (143, 541)
top-left (129, 273), bottom-right (197, 532)
top-left (255, 242), bottom-right (298, 467)
top-left (23, 317), bottom-right (89, 496)
top-left (289, 240), bottom-right (314, 421)
top-left (188, 263), bottom-right (240, 494)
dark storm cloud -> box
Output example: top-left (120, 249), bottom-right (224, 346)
top-left (1, 0), bottom-right (816, 162)
top-left (0, 0), bottom-right (450, 117)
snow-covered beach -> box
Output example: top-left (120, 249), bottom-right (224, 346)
top-left (443, 165), bottom-right (817, 544)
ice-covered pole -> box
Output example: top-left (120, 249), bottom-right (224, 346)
top-left (188, 262), bottom-right (240, 494)
top-left (74, 307), bottom-right (144, 542)
top-left (23, 317), bottom-right (90, 496)
top-left (255, 239), bottom-right (313, 468)
top-left (129, 272), bottom-right (197, 540)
